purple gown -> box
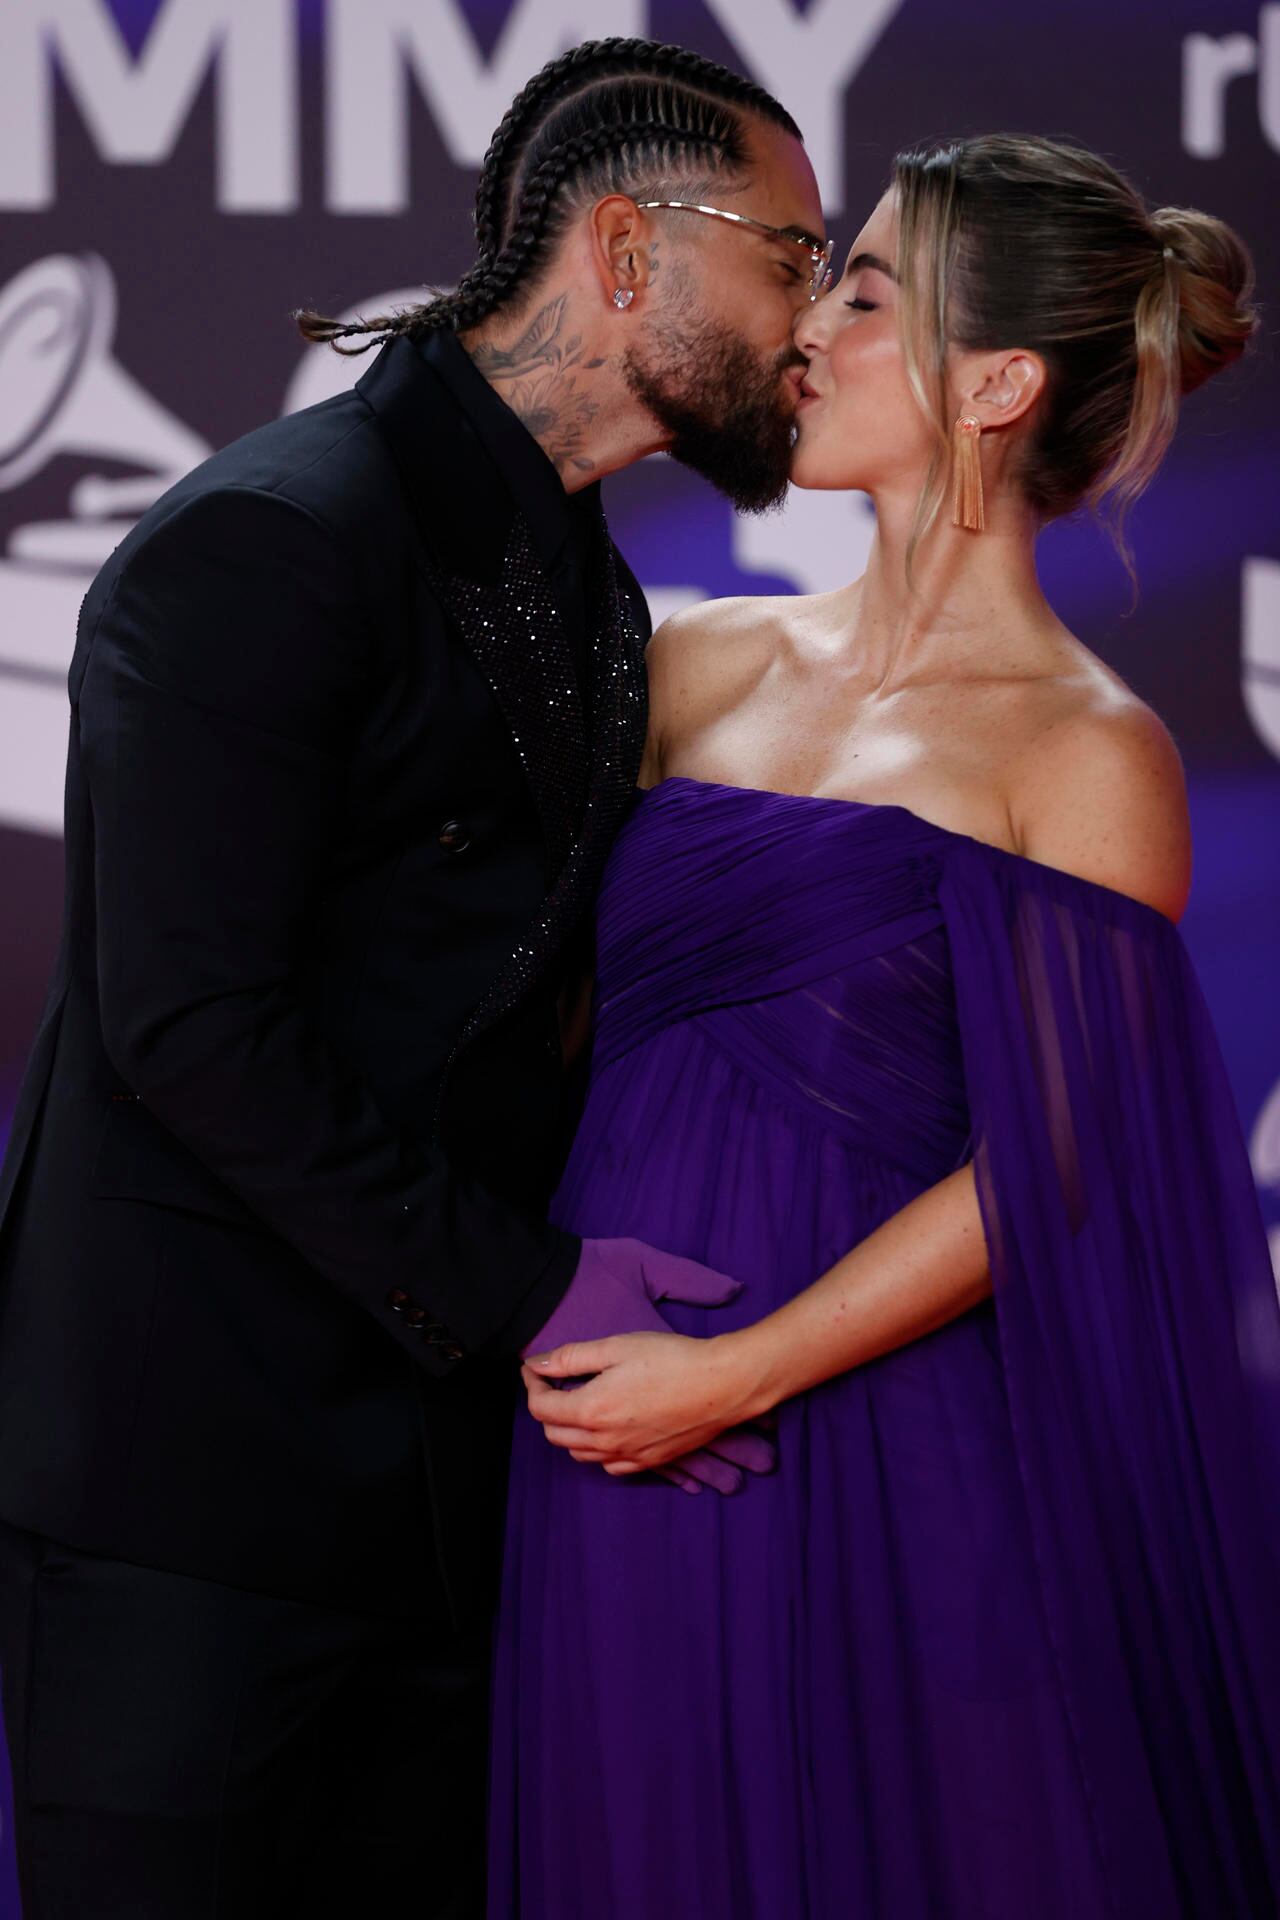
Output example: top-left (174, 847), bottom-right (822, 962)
top-left (489, 777), bottom-right (1280, 1919)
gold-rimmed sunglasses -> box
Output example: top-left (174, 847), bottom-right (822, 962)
top-left (635, 201), bottom-right (835, 301)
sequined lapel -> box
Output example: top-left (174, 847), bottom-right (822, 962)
top-left (420, 508), bottom-right (648, 1070)
top-left (424, 516), bottom-right (588, 878)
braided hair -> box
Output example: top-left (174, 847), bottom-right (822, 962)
top-left (296, 37), bottom-right (801, 353)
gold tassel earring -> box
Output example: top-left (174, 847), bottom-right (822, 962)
top-left (951, 414), bottom-right (985, 532)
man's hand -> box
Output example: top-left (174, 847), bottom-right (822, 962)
top-left (522, 1239), bottom-right (775, 1495)
top-left (522, 1324), bottom-right (769, 1488)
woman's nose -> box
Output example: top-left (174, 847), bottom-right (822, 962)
top-left (792, 297), bottom-right (830, 357)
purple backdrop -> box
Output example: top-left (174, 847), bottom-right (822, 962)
top-left (0, 1), bottom-right (1277, 1906)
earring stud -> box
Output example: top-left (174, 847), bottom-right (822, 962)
top-left (613, 288), bottom-right (634, 310)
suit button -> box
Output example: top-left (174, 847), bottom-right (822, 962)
top-left (404, 1306), bottom-right (428, 1330)
top-left (424, 1327), bottom-right (463, 1360)
top-left (387, 1289), bottom-right (410, 1313)
top-left (437, 818), bottom-right (471, 854)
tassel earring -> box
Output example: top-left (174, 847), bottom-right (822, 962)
top-left (951, 414), bottom-right (985, 531)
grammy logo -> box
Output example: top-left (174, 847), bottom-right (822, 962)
top-left (0, 252), bottom-right (211, 833)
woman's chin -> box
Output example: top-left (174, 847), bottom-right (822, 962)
top-left (788, 451), bottom-right (866, 493)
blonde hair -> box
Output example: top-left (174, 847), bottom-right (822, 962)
top-left (892, 135), bottom-right (1257, 577)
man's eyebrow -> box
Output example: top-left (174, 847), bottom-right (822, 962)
top-left (847, 250), bottom-right (898, 281)
top-left (775, 223), bottom-right (827, 250)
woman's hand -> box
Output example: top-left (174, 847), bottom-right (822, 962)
top-left (522, 1327), bottom-right (767, 1477)
top-left (525, 1167), bottom-right (994, 1491)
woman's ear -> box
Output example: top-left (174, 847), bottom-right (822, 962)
top-left (962, 350), bottom-right (1047, 429)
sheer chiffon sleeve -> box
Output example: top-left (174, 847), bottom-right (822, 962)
top-left (939, 837), bottom-right (1280, 1913)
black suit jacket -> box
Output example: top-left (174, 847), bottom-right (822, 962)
top-left (0, 331), bottom-right (649, 1622)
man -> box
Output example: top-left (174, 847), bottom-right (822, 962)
top-left (0, 35), bottom-right (826, 1917)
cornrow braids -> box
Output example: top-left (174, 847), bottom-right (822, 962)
top-left (461, 115), bottom-right (678, 330)
top-left (295, 36), bottom-right (802, 354)
top-left (476, 37), bottom-right (800, 261)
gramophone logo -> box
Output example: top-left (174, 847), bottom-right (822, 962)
top-left (0, 264), bottom-right (445, 838)
top-left (0, 252), bottom-right (211, 835)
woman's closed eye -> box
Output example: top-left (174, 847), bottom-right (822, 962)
top-left (845, 297), bottom-right (878, 312)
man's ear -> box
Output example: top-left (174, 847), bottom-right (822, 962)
top-left (587, 196), bottom-right (657, 313)
top-left (961, 350), bottom-right (1046, 430)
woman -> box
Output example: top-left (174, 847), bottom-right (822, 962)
top-left (490, 136), bottom-right (1279, 1917)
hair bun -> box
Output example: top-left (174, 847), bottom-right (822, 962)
top-left (1149, 205), bottom-right (1258, 394)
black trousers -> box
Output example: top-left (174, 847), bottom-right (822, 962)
top-left (0, 1520), bottom-right (490, 1918)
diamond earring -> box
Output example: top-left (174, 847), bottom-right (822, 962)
top-left (613, 288), bottom-right (634, 310)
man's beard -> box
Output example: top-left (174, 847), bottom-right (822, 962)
top-left (623, 312), bottom-right (803, 514)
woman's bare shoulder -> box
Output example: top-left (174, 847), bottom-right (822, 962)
top-left (646, 592), bottom-right (794, 672)
top-left (1010, 657), bottom-right (1191, 921)
top-left (644, 593), bottom-right (795, 756)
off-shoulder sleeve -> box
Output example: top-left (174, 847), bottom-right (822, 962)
top-left (939, 836), bottom-right (1280, 1914)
